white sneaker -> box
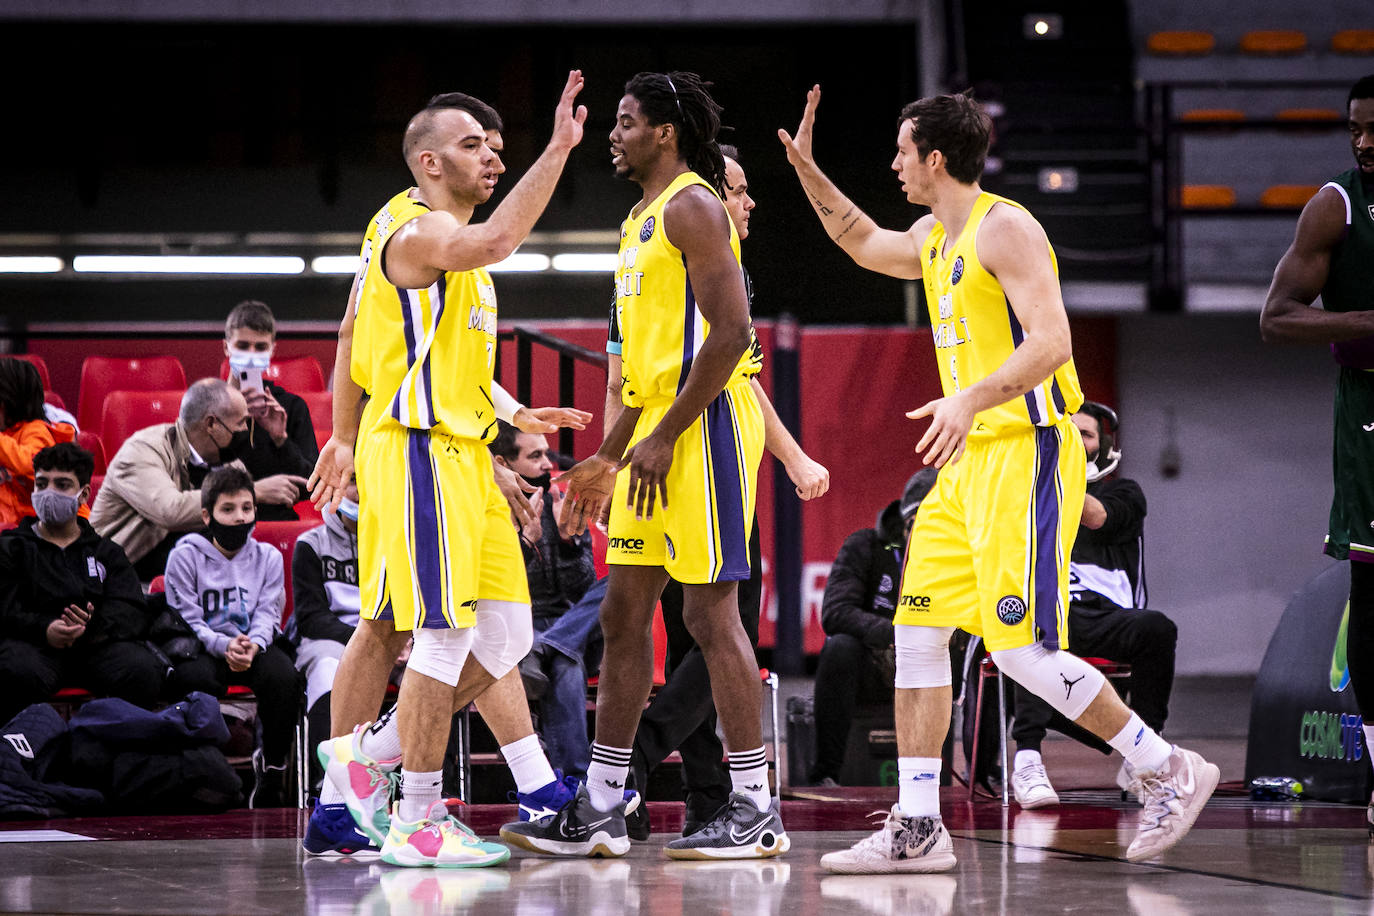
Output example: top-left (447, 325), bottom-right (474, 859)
top-left (1011, 759), bottom-right (1059, 809)
top-left (1125, 746), bottom-right (1220, 862)
top-left (1117, 760), bottom-right (1142, 802)
top-left (821, 874), bottom-right (958, 916)
top-left (820, 806), bottom-right (956, 874)
top-left (1367, 790), bottom-right (1373, 839)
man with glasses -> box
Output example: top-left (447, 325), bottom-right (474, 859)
top-left (94, 378), bottom-right (296, 579)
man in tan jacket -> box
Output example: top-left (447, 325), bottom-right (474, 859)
top-left (92, 379), bottom-right (302, 579)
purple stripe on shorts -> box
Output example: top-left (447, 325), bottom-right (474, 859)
top-left (1033, 425), bottom-right (1062, 649)
top-left (407, 429), bottom-right (447, 628)
top-left (705, 389), bottom-right (750, 581)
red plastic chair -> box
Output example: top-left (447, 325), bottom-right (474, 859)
top-left (76, 430), bottom-right (107, 475)
top-left (254, 519), bottom-right (319, 623)
top-left (44, 391), bottom-right (66, 410)
top-left (298, 390), bottom-right (332, 434)
top-left (220, 356), bottom-right (325, 393)
top-left (78, 356), bottom-right (186, 432)
top-left (99, 390), bottom-right (185, 458)
top-left (87, 474), bottom-right (104, 507)
top-left (10, 353), bottom-right (52, 389)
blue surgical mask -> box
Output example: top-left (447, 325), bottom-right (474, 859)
top-left (338, 498), bottom-right (360, 522)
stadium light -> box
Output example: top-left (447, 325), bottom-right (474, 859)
top-left (0, 257), bottom-right (63, 273)
top-left (488, 253), bottom-right (552, 273)
top-left (310, 255), bottom-right (360, 274)
top-left (73, 255), bottom-right (305, 275)
top-left (1024, 13), bottom-right (1063, 39)
top-left (551, 253), bottom-right (618, 273)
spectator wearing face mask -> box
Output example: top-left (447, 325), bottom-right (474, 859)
top-left (0, 443), bottom-right (162, 724)
top-left (221, 300), bottom-right (317, 521)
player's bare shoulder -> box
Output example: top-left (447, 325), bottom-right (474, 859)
top-left (664, 183), bottom-right (733, 249)
top-left (977, 201), bottom-right (1051, 276)
top-left (1293, 184), bottom-right (1350, 251)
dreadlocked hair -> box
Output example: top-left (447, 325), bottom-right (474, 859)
top-left (625, 71), bottom-right (727, 196)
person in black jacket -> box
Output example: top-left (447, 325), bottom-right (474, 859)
top-left (1009, 402), bottom-right (1178, 809)
top-left (0, 442), bottom-right (163, 723)
top-left (489, 421), bottom-right (598, 779)
top-left (809, 468), bottom-right (938, 785)
top-left (222, 300), bottom-right (314, 521)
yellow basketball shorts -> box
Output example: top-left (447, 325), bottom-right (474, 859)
top-left (355, 424), bottom-right (529, 632)
top-left (606, 381), bottom-right (764, 584)
top-left (894, 418), bottom-right (1087, 652)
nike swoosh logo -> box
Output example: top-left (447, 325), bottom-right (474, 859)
top-left (728, 818), bottom-right (773, 845)
top-left (1364, 422), bottom-right (1374, 432)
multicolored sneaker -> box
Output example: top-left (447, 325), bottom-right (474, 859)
top-left (1125, 745), bottom-right (1220, 862)
top-left (820, 806), bottom-right (956, 874)
top-left (499, 782), bottom-right (630, 857)
top-left (664, 793), bottom-right (789, 860)
top-left (380, 801), bottom-right (510, 868)
top-left (516, 773), bottom-right (640, 824)
top-left (302, 802), bottom-right (383, 859)
top-left (318, 725), bottom-right (400, 847)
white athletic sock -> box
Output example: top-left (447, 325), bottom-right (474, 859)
top-left (397, 769), bottom-right (443, 823)
top-left (1108, 713), bottom-right (1172, 773)
top-left (1014, 749), bottom-right (1043, 772)
top-left (1364, 725), bottom-right (1374, 769)
top-left (728, 747), bottom-right (772, 811)
top-left (502, 734), bottom-right (557, 795)
top-left (587, 743), bottom-right (632, 813)
top-left (319, 779), bottom-right (344, 806)
top-left (357, 708), bottom-right (402, 763)
top-left (896, 757), bottom-right (942, 818)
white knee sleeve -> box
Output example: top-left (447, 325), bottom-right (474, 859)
top-left (467, 600), bottom-right (534, 680)
top-left (407, 627), bottom-right (475, 687)
top-left (895, 625), bottom-right (955, 689)
top-left (991, 644), bottom-right (1106, 722)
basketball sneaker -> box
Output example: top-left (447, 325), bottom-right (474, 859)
top-left (318, 724), bottom-right (400, 847)
top-left (1125, 745), bottom-right (1220, 862)
top-left (663, 794), bottom-right (789, 860)
top-left (499, 782), bottom-right (630, 857)
top-left (380, 800), bottom-right (510, 868)
top-left (1011, 756), bottom-right (1060, 809)
top-left (820, 806), bottom-right (956, 874)
top-left (515, 772), bottom-right (641, 824)
top-left (302, 802), bottom-right (382, 859)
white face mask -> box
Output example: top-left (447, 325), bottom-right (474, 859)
top-left (228, 351), bottom-right (272, 374)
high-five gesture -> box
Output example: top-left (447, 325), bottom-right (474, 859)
top-left (777, 84), bottom-right (822, 171)
top-left (551, 70), bottom-right (589, 152)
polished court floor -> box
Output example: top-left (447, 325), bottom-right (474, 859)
top-left (2, 678), bottom-right (1371, 915)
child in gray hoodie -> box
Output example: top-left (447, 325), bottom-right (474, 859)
top-left (164, 465), bottom-right (301, 807)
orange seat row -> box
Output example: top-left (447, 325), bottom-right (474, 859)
top-left (1148, 28), bottom-right (1374, 56)
top-left (1179, 184), bottom-right (1322, 210)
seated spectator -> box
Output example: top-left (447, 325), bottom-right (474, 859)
top-left (163, 465), bottom-right (301, 807)
top-left (0, 442), bottom-right (163, 724)
top-left (0, 357), bottom-right (75, 528)
top-left (488, 420), bottom-right (598, 779)
top-left (290, 479), bottom-right (405, 791)
top-left (91, 378), bottom-right (301, 579)
top-left (1009, 402), bottom-right (1178, 808)
top-left (221, 300), bottom-right (317, 520)
top-left (809, 469), bottom-right (936, 786)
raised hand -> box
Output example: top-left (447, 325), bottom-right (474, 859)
top-left (551, 69), bottom-right (589, 152)
top-left (777, 84), bottom-right (822, 169)
top-left (514, 405), bottom-right (593, 434)
top-left (558, 455), bottom-right (618, 537)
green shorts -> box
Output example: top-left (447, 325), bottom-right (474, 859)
top-left (1327, 367), bottom-right (1374, 563)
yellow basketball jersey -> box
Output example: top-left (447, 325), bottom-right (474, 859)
top-left (920, 192), bottom-right (1083, 434)
top-left (614, 171), bottom-right (762, 407)
top-left (352, 189), bottom-right (500, 442)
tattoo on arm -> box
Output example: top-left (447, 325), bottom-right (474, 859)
top-left (834, 214), bottom-right (861, 241)
top-left (807, 189), bottom-right (834, 217)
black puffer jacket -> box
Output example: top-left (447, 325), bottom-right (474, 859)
top-left (820, 498), bottom-right (906, 649)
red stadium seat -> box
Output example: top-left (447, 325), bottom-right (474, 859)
top-left (78, 356), bottom-right (186, 432)
top-left (149, 574), bottom-right (165, 594)
top-left (100, 390), bottom-right (185, 458)
top-left (1239, 29), bottom-right (1307, 55)
top-left (314, 428), bottom-right (331, 452)
top-left (76, 430), bottom-right (107, 475)
top-left (220, 356), bottom-right (326, 393)
top-left (11, 353), bottom-right (51, 390)
top-left (87, 474), bottom-right (103, 508)
top-left (254, 519), bottom-right (319, 623)
top-left (298, 390), bottom-right (332, 433)
top-left (44, 390), bottom-right (66, 410)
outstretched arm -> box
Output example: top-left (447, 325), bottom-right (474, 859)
top-left (779, 84), bottom-right (927, 280)
top-left (751, 377), bottom-right (829, 500)
top-left (1260, 187), bottom-right (1374, 343)
top-left (387, 70), bottom-right (589, 282)
top-left (907, 204), bottom-right (1072, 468)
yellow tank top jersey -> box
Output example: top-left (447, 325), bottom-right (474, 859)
top-left (614, 171), bottom-right (762, 408)
top-left (920, 192), bottom-right (1083, 435)
top-left (351, 188), bottom-right (499, 442)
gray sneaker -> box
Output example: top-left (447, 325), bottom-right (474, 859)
top-left (664, 794), bottom-right (790, 860)
top-left (499, 783), bottom-right (630, 858)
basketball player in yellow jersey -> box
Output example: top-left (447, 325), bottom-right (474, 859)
top-left (781, 86), bottom-right (1218, 871)
top-left (307, 75), bottom-right (591, 868)
top-left (509, 72), bottom-right (784, 861)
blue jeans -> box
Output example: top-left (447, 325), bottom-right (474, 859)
top-left (529, 576), bottom-right (606, 780)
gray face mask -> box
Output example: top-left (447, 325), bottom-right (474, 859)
top-left (32, 487), bottom-right (82, 526)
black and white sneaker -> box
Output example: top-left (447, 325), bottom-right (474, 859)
top-left (499, 783), bottom-right (630, 858)
top-left (663, 793), bottom-right (789, 860)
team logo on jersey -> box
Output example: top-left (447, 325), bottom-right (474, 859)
top-left (665, 534), bottom-right (676, 560)
top-left (951, 256), bottom-right (965, 285)
top-left (929, 247), bottom-right (937, 263)
top-left (640, 216), bottom-right (656, 243)
top-left (995, 594), bottom-right (1027, 625)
